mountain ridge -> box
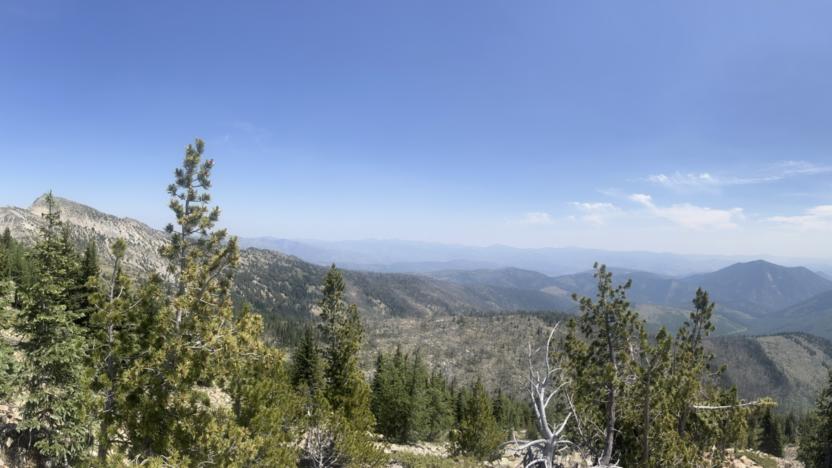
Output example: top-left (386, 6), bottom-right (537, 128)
top-left (0, 196), bottom-right (574, 323)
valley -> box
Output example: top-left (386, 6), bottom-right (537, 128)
top-left (3, 195), bottom-right (831, 413)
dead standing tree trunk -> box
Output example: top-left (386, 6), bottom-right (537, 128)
top-left (508, 324), bottom-right (576, 468)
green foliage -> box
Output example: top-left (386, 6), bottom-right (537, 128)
top-left (0, 227), bottom-right (33, 289)
top-left (784, 411), bottom-right (797, 444)
top-left (563, 263), bottom-right (641, 465)
top-left (224, 309), bottom-right (302, 466)
top-left (73, 241), bottom-right (100, 328)
top-left (290, 325), bottom-right (325, 397)
top-left (450, 379), bottom-right (502, 460)
top-left (560, 265), bottom-right (760, 467)
top-left (15, 192), bottom-right (94, 466)
top-left (296, 264), bottom-right (382, 465)
top-left (119, 139), bottom-right (300, 466)
top-left (758, 408), bottom-right (784, 457)
top-left (799, 370), bottom-right (832, 468)
top-left (425, 369), bottom-right (455, 442)
top-left (1, 144), bottom-right (800, 467)
top-left (0, 279), bottom-right (18, 401)
top-left (319, 265), bottom-right (375, 432)
top-left (371, 347), bottom-right (455, 444)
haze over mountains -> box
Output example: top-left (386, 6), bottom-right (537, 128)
top-left (3, 195), bottom-right (832, 341)
top-left (3, 195), bottom-right (832, 411)
top-left (240, 236), bottom-right (832, 278)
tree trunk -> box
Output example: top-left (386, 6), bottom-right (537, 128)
top-left (600, 382), bottom-right (616, 466)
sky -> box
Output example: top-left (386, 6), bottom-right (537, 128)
top-left (1, 1), bottom-right (832, 257)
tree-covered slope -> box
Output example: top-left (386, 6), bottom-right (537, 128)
top-left (763, 290), bottom-right (832, 341)
top-left (0, 196), bottom-right (573, 327)
top-left (685, 260), bottom-right (832, 315)
top-left (707, 333), bottom-right (832, 412)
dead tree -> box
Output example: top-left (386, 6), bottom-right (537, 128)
top-left (508, 324), bottom-right (576, 468)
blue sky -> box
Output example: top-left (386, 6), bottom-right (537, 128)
top-left (2, 1), bottom-right (832, 257)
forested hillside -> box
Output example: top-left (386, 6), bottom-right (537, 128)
top-left (4, 195), bottom-right (832, 415)
top-left (3, 141), bottom-right (832, 467)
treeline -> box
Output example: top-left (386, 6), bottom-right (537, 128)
top-left (369, 346), bottom-right (530, 456)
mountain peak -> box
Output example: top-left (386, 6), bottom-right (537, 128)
top-left (30, 193), bottom-right (103, 218)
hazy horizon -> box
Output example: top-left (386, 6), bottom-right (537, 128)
top-left (3, 1), bottom-right (832, 258)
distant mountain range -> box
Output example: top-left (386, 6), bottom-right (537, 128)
top-left (4, 196), bottom-right (832, 341)
top-left (239, 236), bottom-right (832, 277)
top-left (3, 195), bottom-right (832, 410)
top-left (0, 197), bottom-right (572, 323)
top-left (425, 261), bottom-right (832, 338)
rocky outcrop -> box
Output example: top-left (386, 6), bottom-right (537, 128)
top-left (1, 195), bottom-right (170, 277)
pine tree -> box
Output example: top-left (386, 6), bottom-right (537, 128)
top-left (72, 242), bottom-right (100, 329)
top-left (424, 369), bottom-right (454, 442)
top-left (674, 288), bottom-right (717, 437)
top-left (0, 279), bottom-right (18, 402)
top-left (563, 263), bottom-right (641, 465)
top-left (0, 228), bottom-right (33, 293)
top-left (799, 370), bottom-right (832, 468)
top-left (16, 192), bottom-right (93, 466)
top-left (619, 326), bottom-right (686, 467)
top-left (318, 265), bottom-right (374, 432)
top-left (451, 378), bottom-right (503, 460)
top-left (371, 349), bottom-right (406, 441)
top-left (759, 408), bottom-right (784, 457)
top-left (126, 139), bottom-right (244, 462)
top-left (310, 265), bottom-right (381, 465)
top-left (405, 350), bottom-right (431, 441)
top-left (493, 388), bottom-right (514, 431)
top-left (89, 238), bottom-right (154, 462)
top-left (290, 325), bottom-right (325, 397)
top-left (223, 307), bottom-right (302, 466)
top-left (0, 227), bottom-right (11, 249)
top-left (784, 412), bottom-right (797, 444)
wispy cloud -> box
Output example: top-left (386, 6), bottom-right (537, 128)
top-left (517, 211), bottom-right (555, 225)
top-left (570, 202), bottom-right (620, 225)
top-left (767, 205), bottom-right (832, 230)
top-left (629, 193), bottom-right (743, 230)
top-left (646, 160), bottom-right (832, 191)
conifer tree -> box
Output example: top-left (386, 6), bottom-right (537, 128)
top-left (784, 412), bottom-right (797, 444)
top-left (224, 307), bottom-right (301, 466)
top-left (371, 348), bottom-right (409, 441)
top-left (73, 242), bottom-right (100, 328)
top-left (759, 408), bottom-right (784, 457)
top-left (0, 227), bottom-right (11, 249)
top-left (290, 325), bottom-right (325, 397)
top-left (424, 369), bottom-right (454, 442)
top-left (126, 139), bottom-right (245, 462)
top-left (0, 279), bottom-right (17, 402)
top-left (620, 326), bottom-right (685, 467)
top-left (16, 192), bottom-right (93, 466)
top-left (89, 238), bottom-right (153, 462)
top-left (563, 263), bottom-right (641, 466)
top-left (309, 265), bottom-right (381, 465)
top-left (451, 378), bottom-right (503, 460)
top-left (318, 265), bottom-right (374, 432)
top-left (0, 230), bottom-right (32, 290)
top-left (405, 350), bottom-right (431, 441)
top-left (674, 288), bottom-right (717, 437)
top-left (799, 370), bottom-right (832, 468)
